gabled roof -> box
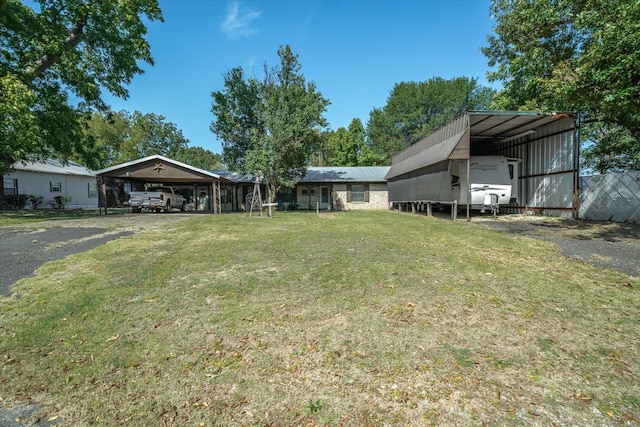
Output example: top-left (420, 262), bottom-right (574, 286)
top-left (13, 158), bottom-right (95, 177)
top-left (95, 155), bottom-right (228, 183)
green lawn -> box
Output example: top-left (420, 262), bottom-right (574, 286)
top-left (1, 211), bottom-right (638, 426)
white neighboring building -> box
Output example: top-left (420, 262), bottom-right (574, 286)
top-left (4, 159), bottom-right (98, 209)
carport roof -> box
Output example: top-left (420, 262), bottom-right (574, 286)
top-left (386, 110), bottom-right (578, 180)
top-left (95, 155), bottom-right (231, 183)
top-left (468, 110), bottom-right (576, 144)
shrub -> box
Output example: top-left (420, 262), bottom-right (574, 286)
top-left (3, 194), bottom-right (29, 209)
top-left (51, 195), bottom-right (72, 209)
top-left (287, 202), bottom-right (299, 211)
top-left (28, 195), bottom-right (43, 209)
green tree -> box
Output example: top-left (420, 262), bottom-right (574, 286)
top-left (80, 111), bottom-right (130, 169)
top-left (211, 45), bottom-right (330, 201)
top-left (366, 77), bottom-right (495, 164)
top-left (169, 146), bottom-right (224, 171)
top-left (324, 118), bottom-right (384, 166)
top-left (483, 0), bottom-right (640, 172)
top-left (81, 110), bottom-right (189, 168)
top-left (327, 120), bottom-right (359, 166)
top-left (0, 0), bottom-right (162, 202)
top-left (119, 111), bottom-right (188, 164)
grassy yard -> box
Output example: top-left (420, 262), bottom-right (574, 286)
top-left (0, 208), bottom-right (128, 227)
top-left (0, 211), bottom-right (638, 426)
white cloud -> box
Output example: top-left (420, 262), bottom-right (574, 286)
top-left (220, 1), bottom-right (261, 38)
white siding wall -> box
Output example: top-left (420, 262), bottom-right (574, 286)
top-left (5, 170), bottom-right (98, 208)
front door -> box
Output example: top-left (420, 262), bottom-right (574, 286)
top-left (321, 186), bottom-right (329, 209)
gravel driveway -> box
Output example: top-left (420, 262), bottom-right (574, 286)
top-left (0, 213), bottom-right (203, 297)
top-left (471, 215), bottom-right (640, 278)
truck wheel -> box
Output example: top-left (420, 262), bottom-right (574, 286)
top-left (180, 202), bottom-right (186, 212)
top-left (133, 207), bottom-right (142, 213)
top-left (164, 201), bottom-right (171, 213)
top-left (155, 207), bottom-right (161, 213)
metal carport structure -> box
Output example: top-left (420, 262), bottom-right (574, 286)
top-left (385, 111), bottom-right (580, 220)
top-left (95, 155), bottom-right (231, 214)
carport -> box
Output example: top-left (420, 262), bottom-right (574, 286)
top-left (385, 111), bottom-right (580, 220)
top-left (95, 155), bottom-right (232, 213)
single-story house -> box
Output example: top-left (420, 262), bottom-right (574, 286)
top-left (6, 156), bottom-right (391, 213)
top-left (215, 166), bottom-right (390, 212)
top-left (296, 166), bottom-right (390, 211)
top-left (3, 159), bottom-right (98, 209)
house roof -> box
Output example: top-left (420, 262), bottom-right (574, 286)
top-left (214, 166), bottom-right (391, 184)
top-left (13, 158), bottom-right (95, 177)
top-left (212, 170), bottom-right (256, 184)
top-left (300, 166), bottom-right (390, 183)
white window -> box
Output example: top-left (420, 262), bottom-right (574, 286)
top-left (3, 178), bottom-right (17, 195)
top-left (347, 184), bottom-right (369, 203)
top-left (88, 182), bottom-right (98, 198)
top-left (50, 182), bottom-right (62, 192)
top-left (351, 184), bottom-right (366, 202)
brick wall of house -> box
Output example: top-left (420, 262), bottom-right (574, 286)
top-left (334, 183), bottom-right (388, 210)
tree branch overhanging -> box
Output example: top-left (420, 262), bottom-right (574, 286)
top-left (25, 16), bottom-right (86, 78)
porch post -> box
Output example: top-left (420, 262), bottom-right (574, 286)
top-left (212, 179), bottom-right (221, 214)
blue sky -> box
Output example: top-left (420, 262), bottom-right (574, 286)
top-left (103, 0), bottom-right (497, 154)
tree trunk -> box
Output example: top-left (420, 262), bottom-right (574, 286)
top-left (268, 183), bottom-right (279, 203)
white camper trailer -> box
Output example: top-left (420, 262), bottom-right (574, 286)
top-left (451, 156), bottom-right (519, 213)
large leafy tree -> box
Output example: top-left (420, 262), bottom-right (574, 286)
top-left (324, 118), bottom-right (384, 166)
top-left (483, 0), bottom-right (640, 172)
top-left (367, 77), bottom-right (495, 164)
top-left (0, 0), bottom-right (162, 201)
top-left (326, 119), bottom-right (363, 167)
top-left (80, 110), bottom-right (190, 169)
top-left (211, 45), bottom-right (330, 201)
top-left (169, 146), bottom-right (224, 171)
top-left (119, 111), bottom-right (188, 164)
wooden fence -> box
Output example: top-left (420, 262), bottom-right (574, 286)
top-left (580, 172), bottom-right (640, 223)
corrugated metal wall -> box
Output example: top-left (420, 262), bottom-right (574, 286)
top-left (489, 117), bottom-right (578, 218)
top-left (387, 162), bottom-right (452, 203)
top-left (386, 114), bottom-right (468, 204)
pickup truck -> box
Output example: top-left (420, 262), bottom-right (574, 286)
top-left (128, 186), bottom-right (186, 213)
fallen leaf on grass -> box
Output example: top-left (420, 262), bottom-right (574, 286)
top-left (573, 391), bottom-right (592, 403)
top-left (106, 334), bottom-right (120, 342)
top-left (47, 415), bottom-right (59, 421)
